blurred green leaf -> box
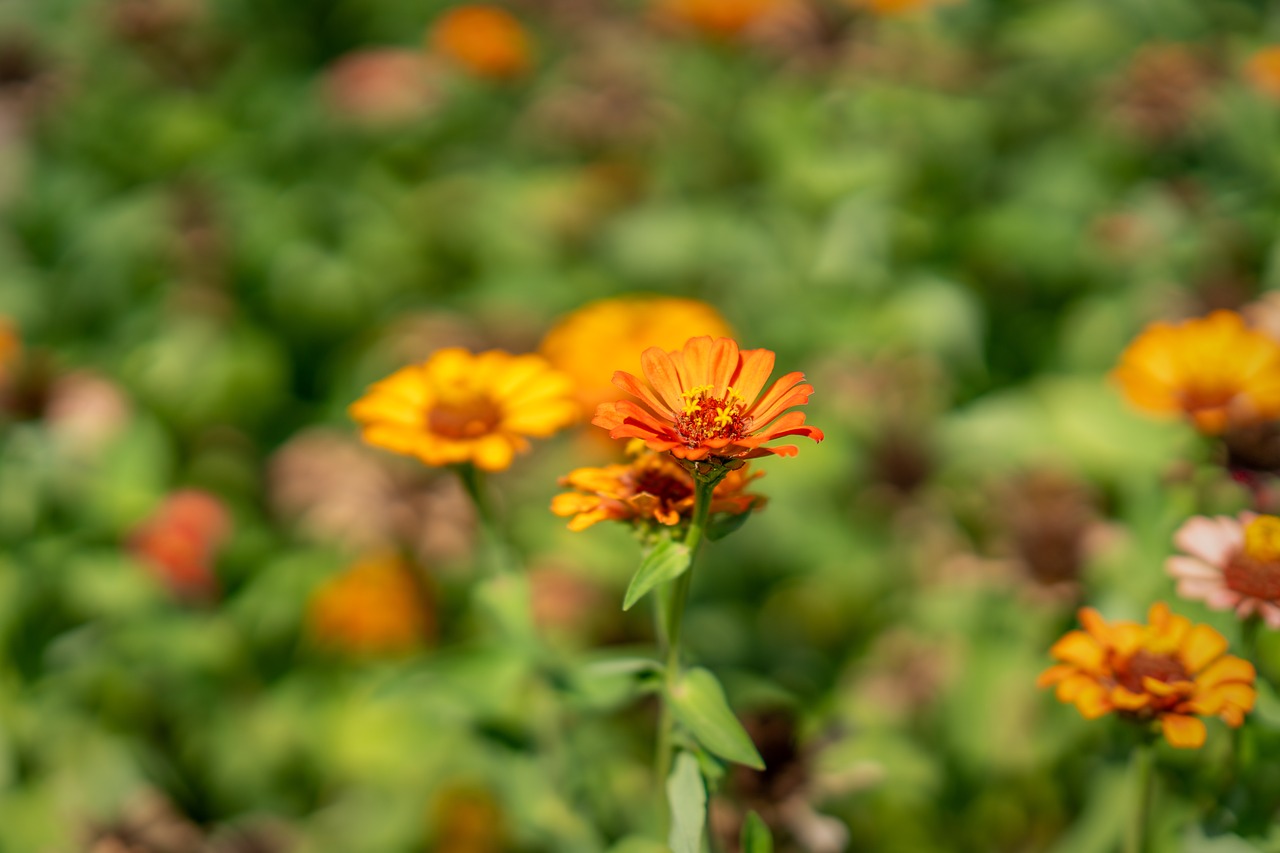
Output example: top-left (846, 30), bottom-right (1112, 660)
top-left (667, 751), bottom-right (706, 853)
top-left (623, 539), bottom-right (691, 612)
top-left (742, 812), bottom-right (774, 853)
top-left (668, 667), bottom-right (764, 770)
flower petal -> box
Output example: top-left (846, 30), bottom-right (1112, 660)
top-left (1160, 714), bottom-right (1206, 749)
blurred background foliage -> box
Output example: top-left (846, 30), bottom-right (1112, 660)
top-left (3, 0), bottom-right (1280, 850)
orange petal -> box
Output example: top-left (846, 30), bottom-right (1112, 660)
top-left (1073, 683), bottom-right (1111, 719)
top-left (1195, 656), bottom-right (1256, 690)
top-left (1160, 714), bottom-right (1206, 749)
top-left (1110, 686), bottom-right (1151, 710)
top-left (1049, 631), bottom-right (1106, 671)
top-left (1143, 677), bottom-right (1193, 698)
top-left (612, 370), bottom-right (675, 419)
top-left (730, 348), bottom-right (776, 405)
top-left (708, 337), bottom-right (740, 398)
top-left (1178, 624), bottom-right (1229, 673)
top-left (675, 336), bottom-right (713, 390)
top-left (640, 346), bottom-right (687, 413)
top-left (1037, 664), bottom-right (1076, 688)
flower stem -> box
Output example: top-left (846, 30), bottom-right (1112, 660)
top-left (1127, 739), bottom-right (1155, 853)
top-left (455, 463), bottom-right (517, 576)
top-left (655, 475), bottom-right (717, 830)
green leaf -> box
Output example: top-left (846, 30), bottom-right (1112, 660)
top-left (667, 751), bottom-right (707, 853)
top-left (706, 511), bottom-right (753, 542)
top-left (741, 812), bottom-right (774, 853)
top-left (668, 668), bottom-right (765, 770)
top-left (622, 539), bottom-right (691, 611)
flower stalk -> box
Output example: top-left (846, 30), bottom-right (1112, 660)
top-left (1127, 739), bottom-right (1155, 853)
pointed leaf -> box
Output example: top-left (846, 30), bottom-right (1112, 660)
top-left (668, 668), bottom-right (765, 770)
top-left (622, 539), bottom-right (691, 611)
top-left (706, 511), bottom-right (753, 542)
top-left (741, 812), bottom-right (773, 853)
top-left (667, 751), bottom-right (706, 853)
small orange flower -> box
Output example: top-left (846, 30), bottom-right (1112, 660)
top-left (1038, 603), bottom-right (1255, 748)
top-left (0, 317), bottom-right (19, 389)
top-left (1111, 310), bottom-right (1280, 434)
top-left (552, 443), bottom-right (765, 531)
top-left (540, 296), bottom-right (734, 417)
top-left (846, 0), bottom-right (949, 16)
top-left (656, 0), bottom-right (791, 38)
top-left (593, 336), bottom-right (823, 462)
top-left (428, 5), bottom-right (532, 80)
top-left (1246, 46), bottom-right (1280, 101)
top-left (128, 490), bottom-right (231, 602)
top-left (350, 348), bottom-right (578, 472)
top-left (308, 555), bottom-right (433, 656)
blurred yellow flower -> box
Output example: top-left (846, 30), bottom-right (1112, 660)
top-left (552, 442), bottom-right (764, 530)
top-left (428, 5), bottom-right (532, 80)
top-left (540, 296), bottom-right (733, 417)
top-left (1246, 46), bottom-right (1280, 101)
top-left (309, 554), bottom-right (432, 655)
top-left (1111, 310), bottom-right (1280, 434)
top-left (350, 348), bottom-right (578, 472)
top-left (1038, 603), bottom-right (1255, 748)
top-left (0, 318), bottom-right (19, 388)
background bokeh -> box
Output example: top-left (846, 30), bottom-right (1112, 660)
top-left (4, 0), bottom-right (1280, 850)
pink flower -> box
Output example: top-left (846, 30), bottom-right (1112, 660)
top-left (1167, 513), bottom-right (1280, 628)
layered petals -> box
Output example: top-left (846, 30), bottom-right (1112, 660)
top-left (592, 336), bottom-right (823, 462)
top-left (350, 348), bottom-right (578, 472)
top-left (1039, 604), bottom-right (1254, 748)
top-left (1167, 512), bottom-right (1280, 627)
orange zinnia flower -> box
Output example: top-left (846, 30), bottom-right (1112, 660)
top-left (1111, 310), bottom-right (1280, 434)
top-left (656, 0), bottom-right (790, 38)
top-left (1038, 603), bottom-right (1255, 748)
top-left (846, 0), bottom-right (949, 16)
top-left (552, 443), bottom-right (765, 531)
top-left (540, 296), bottom-right (734, 417)
top-left (350, 348), bottom-right (578, 472)
top-left (308, 554), bottom-right (433, 656)
top-left (593, 336), bottom-right (823, 463)
top-left (1246, 46), bottom-right (1280, 101)
top-left (428, 5), bottom-right (532, 80)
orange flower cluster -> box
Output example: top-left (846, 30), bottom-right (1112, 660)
top-left (1039, 603), bottom-right (1255, 748)
top-left (308, 555), bottom-right (433, 656)
top-left (656, 0), bottom-right (790, 38)
top-left (428, 5), bottom-right (532, 80)
top-left (1112, 310), bottom-right (1280, 434)
top-left (350, 348), bottom-right (578, 472)
top-left (128, 490), bottom-right (231, 602)
top-left (553, 443), bottom-right (764, 531)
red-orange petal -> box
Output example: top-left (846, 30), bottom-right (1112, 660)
top-left (611, 370), bottom-right (675, 419)
top-left (640, 346), bottom-right (687, 413)
top-left (731, 348), bottom-right (776, 405)
top-left (1160, 714), bottom-right (1206, 749)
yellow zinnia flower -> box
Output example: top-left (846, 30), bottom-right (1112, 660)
top-left (540, 296), bottom-right (733, 418)
top-left (552, 442), bottom-right (764, 531)
top-left (308, 554), bottom-right (433, 656)
top-left (350, 348), bottom-right (578, 472)
top-left (1038, 603), bottom-right (1255, 748)
top-left (1111, 310), bottom-right (1280, 434)
top-left (1246, 46), bottom-right (1280, 101)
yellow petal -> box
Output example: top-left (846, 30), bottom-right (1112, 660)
top-left (1110, 686), bottom-right (1150, 710)
top-left (1073, 683), bottom-right (1111, 719)
top-left (1050, 631), bottom-right (1105, 671)
top-left (1195, 656), bottom-right (1256, 691)
top-left (1178, 624), bottom-right (1229, 673)
top-left (1160, 714), bottom-right (1206, 749)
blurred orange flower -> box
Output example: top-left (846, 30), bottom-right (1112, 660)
top-left (553, 442), bottom-right (764, 530)
top-left (349, 348), bottom-right (578, 472)
top-left (1038, 603), bottom-right (1255, 748)
top-left (322, 48), bottom-right (441, 127)
top-left (428, 5), bottom-right (532, 80)
top-left (1246, 46), bottom-right (1280, 101)
top-left (128, 490), bottom-right (230, 602)
top-left (0, 318), bottom-right (19, 389)
top-left (847, 0), bottom-right (947, 15)
top-left (1111, 310), bottom-right (1280, 434)
top-left (540, 296), bottom-right (733, 417)
top-left (308, 554), bottom-right (433, 655)
top-left (656, 0), bottom-right (791, 38)
top-left (594, 336), bottom-right (823, 462)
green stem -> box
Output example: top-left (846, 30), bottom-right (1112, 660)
top-left (1127, 740), bottom-right (1155, 853)
top-left (455, 463), bottom-right (516, 575)
top-left (655, 476), bottom-right (717, 831)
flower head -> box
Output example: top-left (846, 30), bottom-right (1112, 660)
top-left (428, 5), bottom-right (532, 80)
top-left (655, 0), bottom-right (792, 39)
top-left (552, 442), bottom-right (765, 531)
top-left (350, 348), bottom-right (578, 472)
top-left (308, 554), bottom-right (433, 656)
top-left (0, 317), bottom-right (19, 390)
top-left (593, 336), bottom-right (823, 463)
top-left (128, 490), bottom-right (230, 602)
top-left (1167, 512), bottom-right (1280, 628)
top-left (1111, 310), bottom-right (1280, 434)
top-left (1038, 603), bottom-right (1255, 748)
top-left (846, 0), bottom-right (949, 16)
top-left (1246, 46), bottom-right (1280, 101)
top-left (540, 296), bottom-right (733, 417)
top-left (322, 48), bottom-right (441, 127)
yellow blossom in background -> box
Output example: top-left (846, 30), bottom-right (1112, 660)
top-left (427, 5), bottom-right (532, 80)
top-left (552, 441), bottom-right (765, 530)
top-left (1111, 310), bottom-right (1280, 434)
top-left (309, 555), bottom-right (433, 656)
top-left (540, 296), bottom-right (733, 418)
top-left (1246, 46), bottom-right (1280, 101)
top-left (1038, 603), bottom-right (1255, 748)
top-left (655, 0), bottom-right (792, 38)
top-left (350, 348), bottom-right (578, 472)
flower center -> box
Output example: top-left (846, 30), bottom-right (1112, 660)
top-left (674, 385), bottom-right (751, 447)
top-left (1115, 649), bottom-right (1189, 697)
top-left (428, 395), bottom-right (502, 439)
top-left (631, 462), bottom-right (694, 505)
top-left (1221, 515), bottom-right (1280, 601)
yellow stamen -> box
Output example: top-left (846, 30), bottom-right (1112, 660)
top-left (714, 407), bottom-right (733, 428)
top-left (1245, 515), bottom-right (1280, 563)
